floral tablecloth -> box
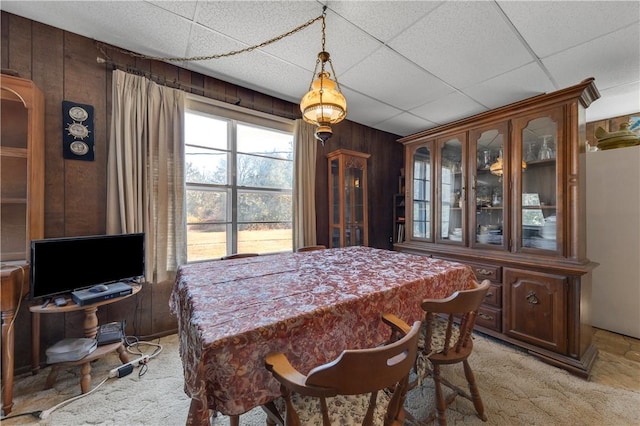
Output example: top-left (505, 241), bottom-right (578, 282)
top-left (169, 246), bottom-right (476, 424)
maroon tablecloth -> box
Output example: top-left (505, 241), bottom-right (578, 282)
top-left (169, 246), bottom-right (476, 423)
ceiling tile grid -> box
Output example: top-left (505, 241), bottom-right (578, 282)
top-left (1, 0), bottom-right (638, 137)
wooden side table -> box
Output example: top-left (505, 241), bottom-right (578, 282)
top-left (29, 284), bottom-right (141, 393)
top-left (1, 263), bottom-right (29, 416)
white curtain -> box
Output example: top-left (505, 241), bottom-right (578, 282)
top-left (293, 119), bottom-right (319, 250)
top-left (106, 70), bottom-right (186, 283)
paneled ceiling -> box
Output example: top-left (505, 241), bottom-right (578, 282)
top-left (2, 1), bottom-right (639, 137)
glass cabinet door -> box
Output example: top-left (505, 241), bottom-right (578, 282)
top-left (514, 110), bottom-right (561, 253)
top-left (345, 164), bottom-right (366, 246)
top-left (470, 123), bottom-right (507, 249)
top-left (437, 135), bottom-right (465, 243)
top-left (327, 149), bottom-right (369, 248)
top-left (411, 145), bottom-right (432, 241)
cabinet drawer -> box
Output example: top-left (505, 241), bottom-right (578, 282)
top-left (475, 305), bottom-right (501, 332)
top-left (469, 263), bottom-right (501, 283)
top-left (483, 283), bottom-right (502, 308)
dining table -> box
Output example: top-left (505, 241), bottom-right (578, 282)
top-left (169, 246), bottom-right (477, 425)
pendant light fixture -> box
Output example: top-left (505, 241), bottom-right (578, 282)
top-left (300, 6), bottom-right (347, 145)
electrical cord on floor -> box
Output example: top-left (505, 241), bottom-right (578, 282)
top-left (0, 376), bottom-right (111, 422)
top-left (1, 336), bottom-right (163, 421)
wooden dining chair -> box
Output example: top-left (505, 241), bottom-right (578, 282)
top-left (295, 245), bottom-right (326, 252)
top-left (391, 279), bottom-right (490, 425)
top-left (220, 253), bottom-right (259, 260)
top-left (264, 314), bottom-right (421, 426)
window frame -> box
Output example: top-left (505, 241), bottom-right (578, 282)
top-left (185, 95), bottom-right (295, 261)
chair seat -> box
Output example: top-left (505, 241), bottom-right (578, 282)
top-left (274, 391), bottom-right (391, 425)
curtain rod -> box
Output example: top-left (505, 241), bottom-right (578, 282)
top-left (96, 57), bottom-right (299, 120)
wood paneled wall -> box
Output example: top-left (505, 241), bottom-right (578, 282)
top-left (1, 11), bottom-right (403, 372)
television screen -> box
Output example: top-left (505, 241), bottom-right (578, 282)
top-left (30, 233), bottom-right (145, 300)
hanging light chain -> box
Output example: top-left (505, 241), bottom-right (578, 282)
top-left (96, 12), bottom-right (324, 63)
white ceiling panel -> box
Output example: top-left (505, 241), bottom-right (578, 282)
top-left (498, 0), bottom-right (640, 58)
top-left (339, 46), bottom-right (456, 110)
top-left (411, 91), bottom-right (487, 125)
top-left (463, 63), bottom-right (555, 109)
top-left (542, 25), bottom-right (640, 91)
top-left (1, 0), bottom-right (638, 138)
top-left (327, 1), bottom-right (440, 43)
top-left (389, 1), bottom-right (535, 88)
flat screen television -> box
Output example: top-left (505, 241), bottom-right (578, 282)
top-left (30, 233), bottom-right (145, 301)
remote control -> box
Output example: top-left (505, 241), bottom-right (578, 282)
top-left (54, 297), bottom-right (67, 307)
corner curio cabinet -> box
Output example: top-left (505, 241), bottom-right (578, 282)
top-left (395, 79), bottom-right (600, 378)
top-left (327, 149), bottom-right (370, 248)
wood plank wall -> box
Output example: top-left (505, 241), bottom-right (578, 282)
top-left (1, 11), bottom-right (403, 372)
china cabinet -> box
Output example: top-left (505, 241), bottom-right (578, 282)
top-left (395, 78), bottom-right (600, 378)
top-left (0, 74), bottom-right (45, 414)
top-left (327, 149), bottom-right (370, 247)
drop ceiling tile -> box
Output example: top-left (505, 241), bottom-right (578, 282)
top-left (410, 91), bottom-right (487, 125)
top-left (374, 112), bottom-right (439, 137)
top-left (542, 25), bottom-right (640, 91)
top-left (147, 0), bottom-right (199, 20)
top-left (3, 1), bottom-right (193, 59)
top-left (327, 1), bottom-right (441, 43)
top-left (498, 0), bottom-right (640, 58)
top-left (389, 1), bottom-right (534, 88)
top-left (193, 1), bottom-right (320, 45)
top-left (340, 46), bottom-right (455, 110)
top-left (463, 63), bottom-right (554, 109)
top-left (185, 25), bottom-right (308, 103)
top-left (339, 87), bottom-right (404, 129)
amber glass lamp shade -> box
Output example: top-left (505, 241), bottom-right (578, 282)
top-left (300, 71), bottom-right (347, 126)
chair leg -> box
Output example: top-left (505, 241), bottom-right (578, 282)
top-left (462, 360), bottom-right (487, 422)
top-left (432, 365), bottom-right (447, 426)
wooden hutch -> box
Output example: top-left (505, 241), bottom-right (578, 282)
top-left (394, 78), bottom-right (600, 378)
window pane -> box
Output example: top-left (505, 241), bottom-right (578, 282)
top-left (238, 192), bottom-right (292, 222)
top-left (237, 124), bottom-right (292, 158)
top-left (237, 154), bottom-right (292, 189)
top-left (186, 147), bottom-right (227, 184)
top-left (237, 223), bottom-right (292, 253)
top-left (185, 112), bottom-right (227, 150)
top-left (187, 223), bottom-right (226, 261)
top-left (187, 190), bottom-right (227, 223)
top-left (185, 102), bottom-right (293, 261)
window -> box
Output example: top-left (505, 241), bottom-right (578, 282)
top-left (185, 98), bottom-right (294, 262)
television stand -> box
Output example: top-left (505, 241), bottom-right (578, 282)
top-left (29, 284), bottom-right (141, 393)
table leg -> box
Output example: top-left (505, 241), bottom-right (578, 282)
top-left (82, 306), bottom-right (99, 338)
top-left (1, 309), bottom-right (16, 415)
top-left (31, 311), bottom-right (41, 374)
top-left (116, 343), bottom-right (129, 363)
top-left (229, 415), bottom-right (239, 426)
top-left (79, 361), bottom-right (92, 393)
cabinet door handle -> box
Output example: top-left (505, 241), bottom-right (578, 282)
top-left (476, 269), bottom-right (492, 276)
top-left (478, 312), bottom-right (493, 321)
top-left (485, 292), bottom-right (493, 298)
top-left (526, 291), bottom-right (540, 305)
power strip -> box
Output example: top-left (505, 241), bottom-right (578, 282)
top-left (109, 355), bottom-right (150, 378)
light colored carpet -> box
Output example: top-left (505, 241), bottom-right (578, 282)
top-left (3, 333), bottom-right (639, 425)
